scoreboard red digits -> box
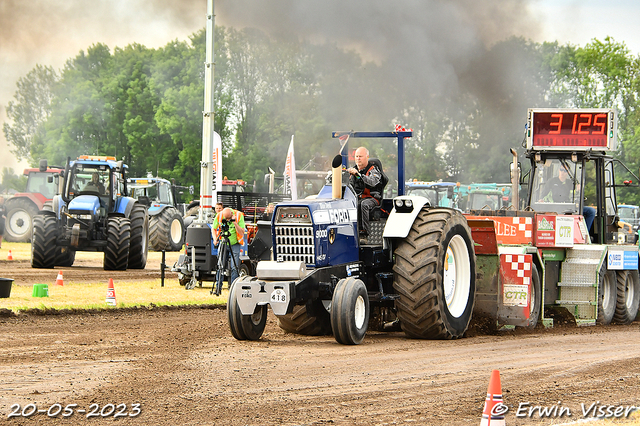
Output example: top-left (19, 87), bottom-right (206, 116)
top-left (532, 111), bottom-right (609, 148)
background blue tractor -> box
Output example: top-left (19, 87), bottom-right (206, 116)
top-left (31, 155), bottom-right (149, 271)
top-left (128, 175), bottom-right (189, 252)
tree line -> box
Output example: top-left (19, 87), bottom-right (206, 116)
top-left (3, 26), bottom-right (640, 203)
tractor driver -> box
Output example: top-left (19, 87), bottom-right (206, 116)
top-left (85, 172), bottom-right (106, 195)
top-left (347, 146), bottom-right (384, 243)
top-left (540, 164), bottom-right (596, 231)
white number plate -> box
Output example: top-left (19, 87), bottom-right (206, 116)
top-left (270, 289), bottom-right (287, 303)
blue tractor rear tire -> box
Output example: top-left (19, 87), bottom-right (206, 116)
top-left (128, 203), bottom-right (149, 269)
top-left (31, 213), bottom-right (57, 269)
top-left (104, 217), bottom-right (131, 271)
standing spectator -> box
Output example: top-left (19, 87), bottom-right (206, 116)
top-left (212, 207), bottom-right (246, 285)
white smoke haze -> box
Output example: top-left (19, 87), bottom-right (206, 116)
top-left (0, 0), bottom-right (601, 175)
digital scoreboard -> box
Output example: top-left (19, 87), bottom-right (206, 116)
top-left (526, 108), bottom-right (617, 151)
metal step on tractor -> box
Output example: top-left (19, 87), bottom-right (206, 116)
top-left (227, 108), bottom-right (640, 345)
top-left (31, 155), bottom-right (149, 271)
top-left (128, 175), bottom-right (191, 252)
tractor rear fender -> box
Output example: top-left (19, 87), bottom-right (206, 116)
top-left (113, 197), bottom-right (138, 217)
top-left (382, 195), bottom-right (430, 239)
top-left (147, 204), bottom-right (171, 217)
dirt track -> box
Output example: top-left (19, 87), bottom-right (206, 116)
top-left (1, 256), bottom-right (640, 425)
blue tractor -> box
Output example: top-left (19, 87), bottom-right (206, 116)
top-left (227, 131), bottom-right (478, 344)
top-left (31, 156), bottom-right (149, 271)
top-left (128, 175), bottom-right (188, 251)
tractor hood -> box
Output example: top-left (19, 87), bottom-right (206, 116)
top-left (68, 195), bottom-right (101, 215)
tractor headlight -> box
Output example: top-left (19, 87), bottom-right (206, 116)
top-left (394, 198), bottom-right (414, 213)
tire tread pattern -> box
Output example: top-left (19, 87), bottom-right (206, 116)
top-left (31, 214), bottom-right (57, 269)
top-left (393, 208), bottom-right (475, 339)
top-left (128, 203), bottom-right (148, 269)
top-left (104, 217), bottom-right (131, 271)
top-left (613, 270), bottom-right (640, 324)
top-left (149, 207), bottom-right (184, 251)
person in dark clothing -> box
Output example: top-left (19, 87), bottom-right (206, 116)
top-left (541, 165), bottom-right (595, 231)
top-left (347, 146), bottom-right (384, 243)
top-left (261, 203), bottom-right (275, 221)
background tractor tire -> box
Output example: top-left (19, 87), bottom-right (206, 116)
top-left (150, 207), bottom-right (185, 251)
top-left (5, 199), bottom-right (39, 242)
top-left (393, 208), bottom-right (476, 339)
top-left (228, 276), bottom-right (267, 340)
top-left (613, 270), bottom-right (640, 325)
top-left (597, 267), bottom-right (616, 325)
top-left (128, 203), bottom-right (149, 269)
top-left (55, 248), bottom-right (76, 267)
top-left (277, 300), bottom-right (332, 336)
top-left (330, 277), bottom-right (369, 345)
top-left (104, 217), bottom-right (131, 271)
top-left (31, 213), bottom-right (58, 269)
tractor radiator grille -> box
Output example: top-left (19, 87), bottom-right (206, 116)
top-left (274, 225), bottom-right (314, 264)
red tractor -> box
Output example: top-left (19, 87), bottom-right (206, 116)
top-left (3, 161), bottom-right (63, 242)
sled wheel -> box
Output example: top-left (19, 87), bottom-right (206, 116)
top-left (597, 266), bottom-right (616, 325)
top-left (613, 270), bottom-right (640, 324)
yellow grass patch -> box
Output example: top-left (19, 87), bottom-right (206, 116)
top-left (2, 279), bottom-right (227, 312)
top-left (0, 242), bottom-right (228, 312)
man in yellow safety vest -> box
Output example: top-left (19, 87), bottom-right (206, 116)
top-left (212, 207), bottom-right (246, 285)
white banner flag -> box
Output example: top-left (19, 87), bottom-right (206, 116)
top-left (284, 135), bottom-right (298, 200)
top-left (212, 131), bottom-right (222, 203)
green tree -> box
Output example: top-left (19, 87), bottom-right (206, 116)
top-left (0, 167), bottom-right (27, 193)
top-left (3, 65), bottom-right (57, 163)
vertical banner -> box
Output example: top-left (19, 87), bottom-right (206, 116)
top-left (284, 135), bottom-right (298, 200)
top-left (212, 131), bottom-right (222, 204)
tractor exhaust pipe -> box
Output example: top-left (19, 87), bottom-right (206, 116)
top-left (510, 148), bottom-right (519, 209)
top-left (332, 154), bottom-right (343, 199)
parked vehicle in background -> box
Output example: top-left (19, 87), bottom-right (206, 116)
top-left (31, 156), bottom-right (148, 271)
top-left (464, 183), bottom-right (512, 212)
top-left (405, 181), bottom-right (463, 209)
top-left (128, 175), bottom-right (191, 252)
top-left (3, 161), bottom-right (63, 242)
top-left (617, 204), bottom-right (640, 232)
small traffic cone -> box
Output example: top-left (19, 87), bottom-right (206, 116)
top-left (106, 279), bottom-right (116, 306)
top-left (55, 271), bottom-right (64, 286)
top-left (7, 250), bottom-right (13, 260)
top-left (480, 370), bottom-right (506, 426)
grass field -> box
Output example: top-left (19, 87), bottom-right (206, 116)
top-left (0, 242), bottom-right (227, 313)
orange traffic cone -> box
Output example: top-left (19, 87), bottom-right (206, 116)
top-left (55, 271), bottom-right (64, 286)
top-left (7, 250), bottom-right (13, 260)
top-left (106, 279), bottom-right (116, 306)
top-left (480, 370), bottom-right (506, 426)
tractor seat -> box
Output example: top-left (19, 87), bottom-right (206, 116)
top-left (369, 158), bottom-right (388, 221)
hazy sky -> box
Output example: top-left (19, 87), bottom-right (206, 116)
top-left (1, 0), bottom-right (639, 173)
